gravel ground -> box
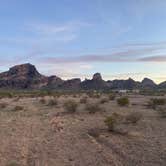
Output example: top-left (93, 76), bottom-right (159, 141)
top-left (0, 94), bottom-right (165, 166)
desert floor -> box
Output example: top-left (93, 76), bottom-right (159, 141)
top-left (0, 94), bottom-right (165, 166)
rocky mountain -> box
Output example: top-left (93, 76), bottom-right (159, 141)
top-left (0, 63), bottom-right (48, 89)
top-left (0, 63), bottom-right (163, 90)
top-left (81, 73), bottom-right (108, 90)
top-left (141, 78), bottom-right (156, 89)
top-left (158, 81), bottom-right (166, 89)
top-left (110, 78), bottom-right (139, 90)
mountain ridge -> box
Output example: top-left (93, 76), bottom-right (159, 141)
top-left (0, 63), bottom-right (163, 90)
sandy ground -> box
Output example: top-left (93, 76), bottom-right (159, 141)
top-left (0, 94), bottom-right (165, 166)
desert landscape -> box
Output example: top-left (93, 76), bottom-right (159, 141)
top-left (1, 1), bottom-right (166, 165)
top-left (0, 91), bottom-right (165, 166)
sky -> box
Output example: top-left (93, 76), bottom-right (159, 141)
top-left (1, 0), bottom-right (166, 83)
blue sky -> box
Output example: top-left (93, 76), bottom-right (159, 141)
top-left (1, 0), bottom-right (166, 83)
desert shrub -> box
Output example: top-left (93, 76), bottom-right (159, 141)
top-left (47, 99), bottom-right (58, 106)
top-left (39, 98), bottom-right (46, 104)
top-left (13, 106), bottom-right (24, 111)
top-left (87, 92), bottom-right (101, 98)
top-left (104, 112), bottom-right (122, 131)
top-left (88, 128), bottom-right (100, 138)
top-left (151, 98), bottom-right (165, 105)
top-left (148, 98), bottom-right (166, 109)
top-left (0, 102), bottom-right (7, 109)
top-left (100, 97), bottom-right (109, 104)
top-left (85, 103), bottom-right (103, 114)
top-left (156, 107), bottom-right (166, 118)
top-left (125, 112), bottom-right (142, 124)
top-left (73, 94), bottom-right (77, 98)
top-left (93, 93), bottom-right (101, 98)
top-left (64, 100), bottom-right (78, 113)
top-left (6, 161), bottom-right (19, 166)
top-left (109, 94), bottom-right (116, 100)
top-left (117, 97), bottom-right (129, 106)
top-left (80, 97), bottom-right (87, 104)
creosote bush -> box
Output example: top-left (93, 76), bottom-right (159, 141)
top-left (80, 97), bottom-right (88, 104)
top-left (117, 97), bottom-right (129, 106)
top-left (39, 98), bottom-right (46, 104)
top-left (0, 102), bottom-right (7, 109)
top-left (100, 97), bottom-right (109, 104)
top-left (64, 100), bottom-right (78, 113)
top-left (148, 98), bottom-right (166, 109)
top-left (109, 94), bottom-right (116, 100)
top-left (47, 99), bottom-right (58, 106)
top-left (85, 103), bottom-right (103, 114)
top-left (125, 112), bottom-right (142, 124)
top-left (13, 106), bottom-right (24, 111)
top-left (104, 112), bottom-right (122, 131)
top-left (156, 107), bottom-right (166, 118)
top-left (87, 92), bottom-right (101, 98)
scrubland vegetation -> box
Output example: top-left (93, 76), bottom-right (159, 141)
top-left (0, 90), bottom-right (165, 166)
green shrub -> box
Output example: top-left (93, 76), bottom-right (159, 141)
top-left (64, 100), bottom-right (78, 113)
top-left (117, 97), bottom-right (129, 106)
top-left (85, 103), bottom-right (103, 114)
top-left (6, 161), bottom-right (19, 166)
top-left (125, 112), bottom-right (142, 124)
top-left (104, 112), bottom-right (122, 131)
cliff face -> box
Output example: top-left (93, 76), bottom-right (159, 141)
top-left (0, 63), bottom-right (161, 90)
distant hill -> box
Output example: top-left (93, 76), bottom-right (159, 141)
top-left (0, 63), bottom-right (161, 90)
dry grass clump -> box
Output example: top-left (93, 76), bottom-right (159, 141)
top-left (80, 97), bottom-right (88, 104)
top-left (0, 102), bottom-right (8, 109)
top-left (148, 98), bottom-right (166, 109)
top-left (156, 106), bottom-right (166, 118)
top-left (85, 103), bottom-right (103, 114)
top-left (12, 97), bottom-right (20, 102)
top-left (108, 94), bottom-right (116, 100)
top-left (125, 112), bottom-right (142, 124)
top-left (88, 128), bottom-right (100, 138)
top-left (12, 106), bottom-right (24, 111)
top-left (100, 97), bottom-right (109, 104)
top-left (39, 98), bottom-right (47, 104)
top-left (117, 97), bottom-right (129, 106)
top-left (105, 111), bottom-right (142, 132)
top-left (47, 98), bottom-right (58, 106)
top-left (87, 92), bottom-right (101, 98)
top-left (64, 100), bottom-right (78, 113)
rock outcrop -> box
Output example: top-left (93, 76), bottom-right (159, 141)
top-left (0, 63), bottom-right (47, 89)
top-left (81, 73), bottom-right (108, 90)
top-left (141, 78), bottom-right (156, 89)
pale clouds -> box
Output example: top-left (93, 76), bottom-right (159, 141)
top-left (24, 21), bottom-right (91, 42)
top-left (38, 41), bottom-right (166, 63)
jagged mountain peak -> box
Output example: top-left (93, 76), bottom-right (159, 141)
top-left (92, 73), bottom-right (102, 80)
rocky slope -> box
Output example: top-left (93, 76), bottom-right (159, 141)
top-left (0, 63), bottom-right (161, 90)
